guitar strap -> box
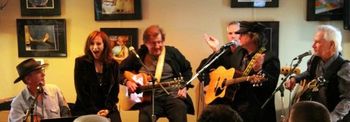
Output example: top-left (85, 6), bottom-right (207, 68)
top-left (242, 47), bottom-right (266, 76)
top-left (228, 47), bottom-right (266, 101)
top-left (154, 46), bottom-right (166, 83)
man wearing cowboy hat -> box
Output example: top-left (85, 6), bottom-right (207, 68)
top-left (8, 58), bottom-right (71, 122)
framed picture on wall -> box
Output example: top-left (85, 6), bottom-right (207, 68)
top-left (307, 0), bottom-right (343, 21)
top-left (231, 0), bottom-right (278, 8)
top-left (95, 0), bottom-right (142, 20)
top-left (239, 21), bottom-right (279, 57)
top-left (100, 28), bottom-right (138, 63)
top-left (16, 19), bottom-right (67, 57)
top-left (20, 0), bottom-right (61, 16)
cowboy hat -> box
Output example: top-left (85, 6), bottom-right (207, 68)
top-left (14, 58), bottom-right (48, 84)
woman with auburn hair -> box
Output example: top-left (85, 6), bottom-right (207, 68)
top-left (72, 31), bottom-right (121, 122)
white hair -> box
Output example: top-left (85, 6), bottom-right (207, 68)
top-left (317, 25), bottom-right (342, 52)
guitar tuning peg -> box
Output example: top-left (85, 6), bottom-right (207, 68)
top-left (179, 73), bottom-right (184, 80)
top-left (252, 83), bottom-right (263, 87)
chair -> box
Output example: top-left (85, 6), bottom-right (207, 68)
top-left (0, 97), bottom-right (13, 121)
top-left (0, 97), bottom-right (13, 111)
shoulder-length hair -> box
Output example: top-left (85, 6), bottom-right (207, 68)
top-left (84, 30), bottom-right (113, 63)
top-left (247, 31), bottom-right (267, 49)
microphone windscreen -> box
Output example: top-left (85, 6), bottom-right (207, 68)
top-left (112, 46), bottom-right (121, 55)
top-left (129, 46), bottom-right (135, 51)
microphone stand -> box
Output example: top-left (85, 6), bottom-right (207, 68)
top-left (191, 44), bottom-right (235, 119)
top-left (24, 88), bottom-right (42, 122)
top-left (185, 47), bottom-right (228, 87)
top-left (132, 53), bottom-right (169, 122)
top-left (260, 58), bottom-right (303, 116)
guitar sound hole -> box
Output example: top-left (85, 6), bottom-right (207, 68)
top-left (215, 88), bottom-right (223, 96)
top-left (135, 84), bottom-right (142, 93)
top-left (222, 79), bottom-right (226, 88)
top-left (214, 78), bottom-right (226, 96)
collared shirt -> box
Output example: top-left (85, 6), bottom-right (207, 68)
top-left (8, 84), bottom-right (70, 122)
top-left (140, 53), bottom-right (177, 98)
top-left (315, 53), bottom-right (339, 77)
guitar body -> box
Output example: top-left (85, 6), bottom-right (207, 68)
top-left (120, 71), bottom-right (183, 110)
top-left (292, 77), bottom-right (326, 104)
top-left (205, 66), bottom-right (235, 105)
top-left (119, 71), bottom-right (149, 110)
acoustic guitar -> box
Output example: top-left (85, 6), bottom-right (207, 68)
top-left (292, 76), bottom-right (326, 104)
top-left (204, 66), bottom-right (266, 105)
top-left (119, 71), bottom-right (184, 110)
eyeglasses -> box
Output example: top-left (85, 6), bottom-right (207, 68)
top-left (147, 40), bottom-right (164, 46)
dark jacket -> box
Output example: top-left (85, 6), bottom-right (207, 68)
top-left (233, 48), bottom-right (280, 122)
top-left (73, 55), bottom-right (120, 116)
top-left (120, 45), bottom-right (195, 115)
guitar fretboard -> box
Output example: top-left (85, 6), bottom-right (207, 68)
top-left (242, 47), bottom-right (266, 76)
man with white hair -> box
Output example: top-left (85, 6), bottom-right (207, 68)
top-left (285, 25), bottom-right (350, 122)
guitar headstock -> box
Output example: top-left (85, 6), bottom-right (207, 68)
top-left (173, 75), bottom-right (184, 82)
top-left (316, 76), bottom-right (327, 86)
top-left (249, 72), bottom-right (267, 87)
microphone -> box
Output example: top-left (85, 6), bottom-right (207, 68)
top-left (221, 41), bottom-right (238, 49)
top-left (293, 50), bottom-right (312, 60)
top-left (128, 46), bottom-right (140, 59)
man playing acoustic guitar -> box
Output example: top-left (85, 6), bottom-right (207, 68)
top-left (120, 25), bottom-right (194, 122)
top-left (197, 21), bottom-right (280, 122)
top-left (285, 25), bottom-right (350, 122)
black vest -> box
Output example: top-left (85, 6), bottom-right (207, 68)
top-left (302, 55), bottom-right (348, 111)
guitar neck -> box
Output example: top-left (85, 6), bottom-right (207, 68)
top-left (225, 76), bottom-right (250, 86)
top-left (138, 81), bottom-right (179, 92)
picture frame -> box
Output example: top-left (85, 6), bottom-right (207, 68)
top-left (231, 0), bottom-right (278, 8)
top-left (16, 19), bottom-right (67, 57)
top-left (307, 0), bottom-right (343, 21)
top-left (100, 28), bottom-right (138, 63)
top-left (240, 21), bottom-right (279, 57)
top-left (20, 0), bottom-right (61, 16)
top-left (94, 0), bottom-right (142, 20)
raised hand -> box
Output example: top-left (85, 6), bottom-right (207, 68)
top-left (204, 33), bottom-right (220, 52)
